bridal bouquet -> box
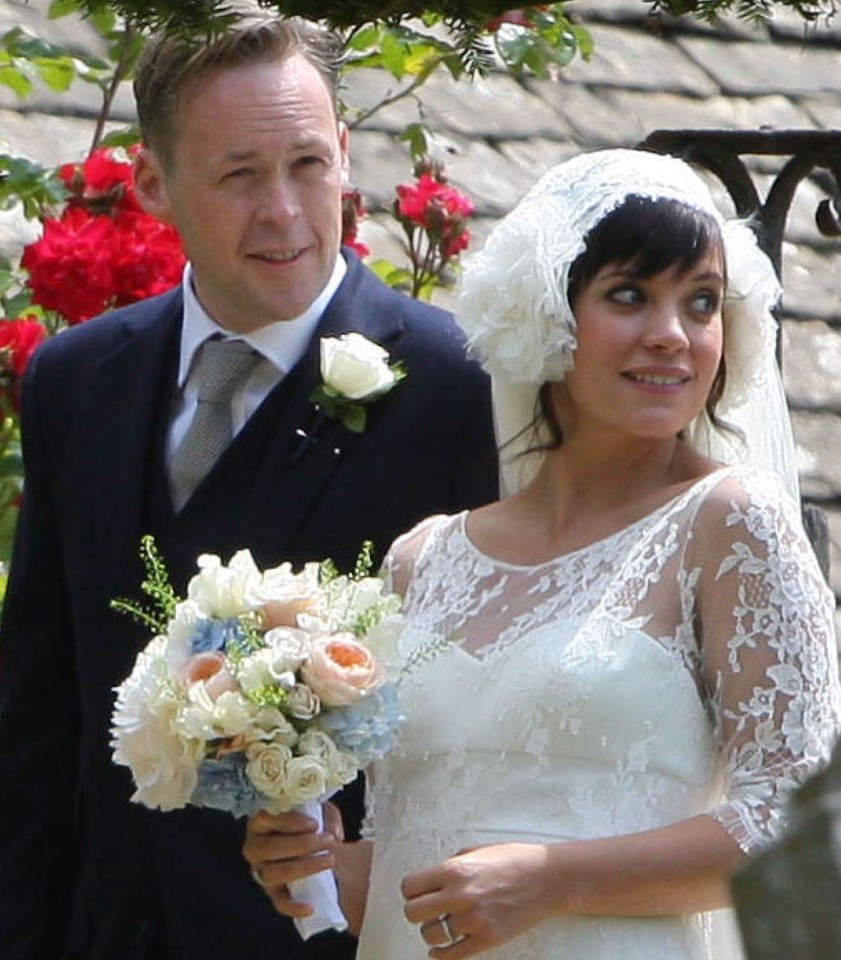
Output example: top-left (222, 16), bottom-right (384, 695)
top-left (111, 537), bottom-right (405, 938)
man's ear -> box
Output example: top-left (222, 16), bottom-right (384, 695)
top-left (338, 121), bottom-right (351, 186)
top-left (133, 147), bottom-right (174, 223)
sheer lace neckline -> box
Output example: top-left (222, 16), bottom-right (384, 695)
top-left (459, 466), bottom-right (734, 571)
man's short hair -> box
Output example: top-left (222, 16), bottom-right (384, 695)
top-left (134, 8), bottom-right (344, 168)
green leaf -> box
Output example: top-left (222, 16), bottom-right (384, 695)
top-left (2, 290), bottom-right (38, 319)
top-left (0, 154), bottom-right (67, 218)
top-left (379, 31), bottom-right (410, 79)
top-left (48, 0), bottom-right (87, 18)
top-left (341, 404), bottom-right (367, 433)
top-left (0, 64), bottom-right (32, 98)
top-left (33, 57), bottom-right (76, 92)
top-left (344, 23), bottom-right (382, 52)
top-left (399, 123), bottom-right (430, 159)
top-left (88, 6), bottom-right (119, 35)
top-left (101, 125), bottom-right (142, 148)
top-left (367, 260), bottom-right (414, 292)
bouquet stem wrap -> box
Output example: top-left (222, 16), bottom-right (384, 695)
top-left (292, 799), bottom-right (348, 940)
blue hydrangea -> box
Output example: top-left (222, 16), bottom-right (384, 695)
top-left (318, 685), bottom-right (405, 766)
top-left (190, 754), bottom-right (264, 818)
top-left (189, 617), bottom-right (247, 655)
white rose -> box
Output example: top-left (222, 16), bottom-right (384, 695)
top-left (297, 729), bottom-right (339, 764)
top-left (178, 685), bottom-right (253, 740)
top-left (327, 750), bottom-right (361, 791)
top-left (282, 754), bottom-right (330, 807)
top-left (263, 628), bottom-right (311, 674)
top-left (246, 742), bottom-right (294, 799)
top-left (236, 645), bottom-right (299, 693)
top-left (286, 683), bottom-right (321, 721)
top-left (320, 333), bottom-right (396, 400)
top-left (187, 550), bottom-right (263, 618)
top-left (251, 706), bottom-right (300, 747)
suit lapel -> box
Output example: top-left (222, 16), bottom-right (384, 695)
top-left (239, 255), bottom-right (406, 558)
top-left (69, 292), bottom-right (181, 580)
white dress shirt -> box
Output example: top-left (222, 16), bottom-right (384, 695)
top-left (168, 257), bottom-right (347, 462)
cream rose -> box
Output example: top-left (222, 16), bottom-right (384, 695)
top-left (286, 683), bottom-right (321, 721)
top-left (245, 742), bottom-right (294, 799)
top-left (282, 754), bottom-right (330, 807)
top-left (320, 333), bottom-right (396, 400)
top-left (301, 634), bottom-right (383, 707)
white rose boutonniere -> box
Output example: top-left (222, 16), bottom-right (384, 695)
top-left (311, 333), bottom-right (406, 433)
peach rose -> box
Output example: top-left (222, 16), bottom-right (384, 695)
top-left (180, 651), bottom-right (240, 701)
top-left (260, 596), bottom-right (317, 630)
top-left (300, 634), bottom-right (383, 707)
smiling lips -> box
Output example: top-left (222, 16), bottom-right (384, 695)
top-left (251, 248), bottom-right (304, 263)
top-left (624, 370), bottom-right (691, 386)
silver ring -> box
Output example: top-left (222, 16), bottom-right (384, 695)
top-left (250, 866), bottom-right (266, 887)
top-left (438, 913), bottom-right (457, 947)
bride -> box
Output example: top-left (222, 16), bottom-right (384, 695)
top-left (244, 148), bottom-right (841, 960)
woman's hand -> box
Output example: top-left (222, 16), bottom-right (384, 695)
top-left (401, 843), bottom-right (553, 959)
top-left (243, 804), bottom-right (342, 919)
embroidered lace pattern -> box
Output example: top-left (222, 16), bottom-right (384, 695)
top-left (358, 466), bottom-right (841, 960)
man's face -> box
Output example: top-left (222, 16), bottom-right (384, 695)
top-left (134, 54), bottom-right (349, 332)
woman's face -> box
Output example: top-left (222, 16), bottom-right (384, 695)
top-left (557, 246), bottom-right (725, 443)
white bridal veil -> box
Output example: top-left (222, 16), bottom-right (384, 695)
top-left (456, 148), bottom-right (799, 503)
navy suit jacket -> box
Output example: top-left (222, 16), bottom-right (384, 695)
top-left (0, 251), bottom-right (498, 960)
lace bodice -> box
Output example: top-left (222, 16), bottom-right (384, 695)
top-left (357, 467), bottom-right (841, 960)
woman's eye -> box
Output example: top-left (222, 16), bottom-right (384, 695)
top-left (691, 291), bottom-right (720, 314)
top-left (607, 285), bottom-right (642, 306)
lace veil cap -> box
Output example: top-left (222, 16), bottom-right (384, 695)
top-left (456, 148), bottom-right (799, 501)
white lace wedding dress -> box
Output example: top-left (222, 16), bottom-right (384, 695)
top-left (357, 466), bottom-right (841, 960)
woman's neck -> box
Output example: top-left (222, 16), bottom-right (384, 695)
top-left (475, 437), bottom-right (716, 566)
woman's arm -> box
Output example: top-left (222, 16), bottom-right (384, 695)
top-left (401, 814), bottom-right (743, 959)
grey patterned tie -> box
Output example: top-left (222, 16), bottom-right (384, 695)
top-left (169, 337), bottom-right (262, 511)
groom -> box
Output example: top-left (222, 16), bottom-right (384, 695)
top-left (0, 10), bottom-right (497, 960)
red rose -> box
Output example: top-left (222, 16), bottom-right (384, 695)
top-left (341, 189), bottom-right (370, 258)
top-left (0, 316), bottom-right (48, 410)
top-left (21, 148), bottom-right (186, 326)
top-left (110, 212), bottom-right (186, 305)
top-left (396, 174), bottom-right (474, 232)
top-left (0, 317), bottom-right (47, 378)
top-left (396, 173), bottom-right (473, 260)
top-left (21, 208), bottom-right (118, 323)
top-left (60, 146), bottom-right (142, 217)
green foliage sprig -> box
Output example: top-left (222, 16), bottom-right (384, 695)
top-left (110, 534), bottom-right (180, 633)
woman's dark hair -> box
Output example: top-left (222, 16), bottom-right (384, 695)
top-left (524, 195), bottom-right (730, 456)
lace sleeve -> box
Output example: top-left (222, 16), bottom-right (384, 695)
top-left (690, 470), bottom-right (841, 855)
top-left (380, 514), bottom-right (448, 598)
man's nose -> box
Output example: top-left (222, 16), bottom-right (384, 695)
top-left (259, 176), bottom-right (299, 224)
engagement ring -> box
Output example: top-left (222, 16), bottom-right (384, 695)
top-left (438, 913), bottom-right (458, 947)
